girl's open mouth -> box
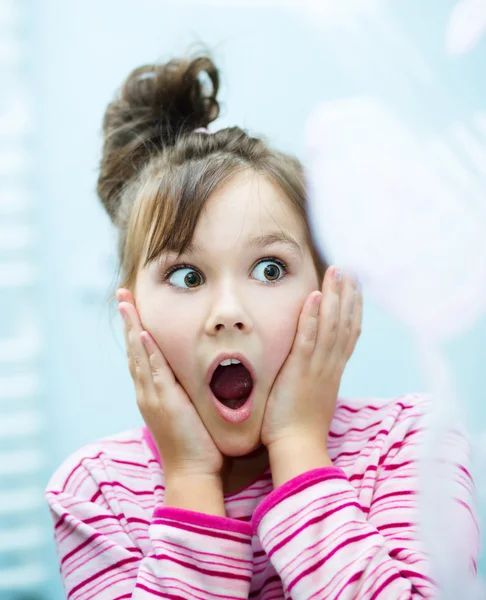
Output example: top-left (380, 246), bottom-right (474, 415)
top-left (209, 362), bottom-right (254, 424)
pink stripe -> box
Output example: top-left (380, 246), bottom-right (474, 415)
top-left (136, 581), bottom-right (198, 599)
top-left (336, 403), bottom-right (382, 414)
top-left (153, 517), bottom-right (251, 545)
top-left (153, 543), bottom-right (251, 573)
top-left (68, 556), bottom-right (139, 598)
top-left (148, 552), bottom-right (251, 582)
top-left (248, 575), bottom-right (281, 598)
top-left (349, 465), bottom-right (378, 482)
top-left (154, 506), bottom-right (252, 537)
top-left (61, 452), bottom-right (103, 493)
top-left (65, 541), bottom-right (124, 579)
top-left (328, 419), bottom-right (384, 439)
top-left (140, 572), bottom-right (245, 600)
top-left (253, 467), bottom-right (346, 531)
top-left (263, 490), bottom-right (352, 548)
top-left (335, 569), bottom-right (364, 599)
top-left (90, 481), bottom-right (165, 502)
top-left (156, 537), bottom-right (252, 566)
top-left (376, 521), bottom-right (412, 531)
top-left (111, 458), bottom-right (148, 468)
top-left (83, 567), bottom-right (139, 600)
top-left (399, 569), bottom-right (435, 584)
top-left (84, 513), bottom-right (123, 525)
top-left (268, 501), bottom-right (366, 559)
top-left (61, 532), bottom-right (102, 566)
top-left (287, 532), bottom-right (375, 592)
top-left (372, 489), bottom-right (414, 504)
top-left (369, 571), bottom-right (402, 599)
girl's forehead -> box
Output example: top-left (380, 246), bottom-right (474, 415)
top-left (196, 172), bottom-right (305, 241)
top-left (174, 230), bottom-right (304, 260)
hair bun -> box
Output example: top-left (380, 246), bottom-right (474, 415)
top-left (97, 54), bottom-right (221, 223)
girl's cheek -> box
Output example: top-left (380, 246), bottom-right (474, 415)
top-left (260, 296), bottom-right (304, 376)
top-left (138, 301), bottom-right (194, 374)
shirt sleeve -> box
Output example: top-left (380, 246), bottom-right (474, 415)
top-left (46, 473), bottom-right (253, 599)
top-left (252, 397), bottom-right (480, 599)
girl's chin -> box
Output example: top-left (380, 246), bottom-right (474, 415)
top-left (214, 434), bottom-right (266, 459)
top-left (221, 442), bottom-right (267, 459)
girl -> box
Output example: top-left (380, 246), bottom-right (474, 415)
top-left (45, 54), bottom-right (478, 599)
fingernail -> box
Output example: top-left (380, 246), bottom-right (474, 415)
top-left (119, 306), bottom-right (128, 322)
top-left (315, 293), bottom-right (322, 308)
top-left (334, 267), bottom-right (342, 284)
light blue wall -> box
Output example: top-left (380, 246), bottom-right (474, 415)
top-left (27, 1), bottom-right (485, 597)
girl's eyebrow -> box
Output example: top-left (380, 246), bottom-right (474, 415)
top-left (170, 231), bottom-right (302, 257)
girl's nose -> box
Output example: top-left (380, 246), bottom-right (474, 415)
top-left (204, 290), bottom-right (254, 336)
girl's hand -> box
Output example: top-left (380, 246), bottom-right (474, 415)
top-left (116, 289), bottom-right (225, 481)
top-left (260, 267), bottom-right (362, 453)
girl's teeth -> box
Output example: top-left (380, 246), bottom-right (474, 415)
top-left (219, 358), bottom-right (242, 366)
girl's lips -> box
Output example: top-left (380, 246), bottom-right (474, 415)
top-left (209, 385), bottom-right (254, 424)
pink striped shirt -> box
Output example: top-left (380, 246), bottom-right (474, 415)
top-left (45, 392), bottom-right (479, 599)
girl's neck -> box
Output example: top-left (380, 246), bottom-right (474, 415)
top-left (221, 444), bottom-right (270, 496)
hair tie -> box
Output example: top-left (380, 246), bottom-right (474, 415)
top-left (193, 127), bottom-right (213, 134)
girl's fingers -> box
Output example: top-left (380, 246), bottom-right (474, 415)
top-left (118, 301), bottom-right (155, 398)
top-left (140, 330), bottom-right (176, 393)
top-left (334, 273), bottom-right (357, 348)
top-left (315, 267), bottom-right (341, 358)
top-left (342, 286), bottom-right (363, 362)
top-left (293, 291), bottom-right (322, 357)
top-left (118, 297), bottom-right (177, 412)
top-left (116, 288), bottom-right (135, 305)
top-left (117, 289), bottom-right (136, 362)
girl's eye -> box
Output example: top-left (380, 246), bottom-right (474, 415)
top-left (165, 258), bottom-right (287, 289)
top-left (167, 267), bottom-right (203, 289)
top-left (251, 259), bottom-right (286, 283)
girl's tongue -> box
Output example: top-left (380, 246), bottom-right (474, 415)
top-left (210, 363), bottom-right (253, 410)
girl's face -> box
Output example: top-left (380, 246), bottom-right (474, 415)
top-left (135, 170), bottom-right (320, 457)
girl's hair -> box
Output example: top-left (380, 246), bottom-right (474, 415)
top-left (96, 50), bottom-right (328, 302)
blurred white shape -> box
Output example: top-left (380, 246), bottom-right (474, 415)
top-left (0, 373), bottom-right (40, 400)
top-left (428, 134), bottom-right (486, 201)
top-left (0, 564), bottom-right (48, 590)
top-left (0, 410), bottom-right (42, 438)
top-left (305, 95), bottom-right (486, 597)
top-left (0, 486), bottom-right (44, 514)
top-left (446, 0), bottom-right (486, 55)
top-left (0, 449), bottom-right (45, 475)
top-left (0, 260), bottom-right (37, 287)
top-left (0, 222), bottom-right (34, 251)
top-left (414, 343), bottom-right (481, 598)
top-left (476, 110), bottom-right (486, 134)
top-left (304, 96), bottom-right (486, 342)
top-left (452, 122), bottom-right (486, 173)
top-left (0, 526), bottom-right (46, 551)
